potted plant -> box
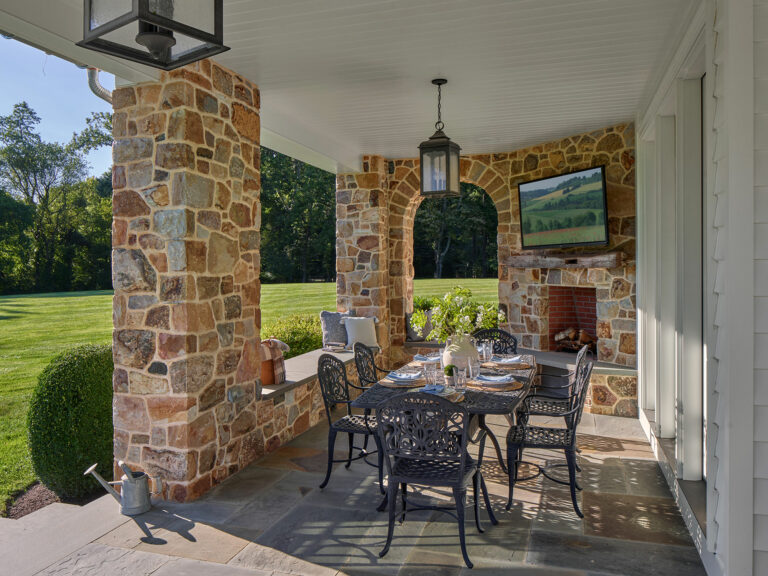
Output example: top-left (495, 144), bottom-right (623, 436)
top-left (410, 286), bottom-right (505, 369)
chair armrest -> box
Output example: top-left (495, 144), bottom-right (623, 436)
top-left (349, 381), bottom-right (373, 391)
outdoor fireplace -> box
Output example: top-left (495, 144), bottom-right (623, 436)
top-left (548, 286), bottom-right (598, 352)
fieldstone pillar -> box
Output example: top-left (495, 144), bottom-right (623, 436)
top-left (336, 155), bottom-right (391, 365)
top-left (111, 60), bottom-right (262, 501)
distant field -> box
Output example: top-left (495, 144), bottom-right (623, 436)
top-left (260, 277), bottom-right (497, 325)
top-left (0, 277), bottom-right (497, 513)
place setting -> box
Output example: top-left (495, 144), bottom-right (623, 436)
top-left (414, 361), bottom-right (465, 402)
top-left (380, 366), bottom-right (425, 388)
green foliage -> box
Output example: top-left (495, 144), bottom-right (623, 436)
top-left (27, 344), bottom-right (113, 498)
top-left (410, 286), bottom-right (505, 343)
top-left (262, 314), bottom-right (323, 359)
top-left (414, 183), bottom-right (498, 279)
top-left (413, 295), bottom-right (440, 312)
top-left (0, 189), bottom-right (34, 293)
top-left (260, 148), bottom-right (336, 283)
top-left (0, 103), bottom-right (113, 294)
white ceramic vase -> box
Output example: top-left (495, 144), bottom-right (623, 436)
top-left (441, 334), bottom-right (480, 371)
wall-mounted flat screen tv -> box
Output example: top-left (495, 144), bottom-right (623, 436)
top-left (517, 166), bottom-right (609, 250)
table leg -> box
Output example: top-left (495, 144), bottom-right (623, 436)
top-left (477, 414), bottom-right (508, 474)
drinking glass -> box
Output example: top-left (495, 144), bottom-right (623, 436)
top-left (455, 368), bottom-right (467, 392)
top-left (469, 359), bottom-right (481, 380)
top-left (424, 362), bottom-right (437, 386)
top-left (480, 342), bottom-right (493, 363)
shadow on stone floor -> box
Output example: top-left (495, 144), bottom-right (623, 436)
top-left (91, 413), bottom-right (705, 576)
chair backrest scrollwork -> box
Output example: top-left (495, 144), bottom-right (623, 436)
top-left (354, 342), bottom-right (379, 387)
top-left (377, 392), bottom-right (470, 475)
top-left (567, 359), bottom-right (595, 433)
top-left (317, 354), bottom-right (351, 423)
top-left (472, 328), bottom-right (518, 355)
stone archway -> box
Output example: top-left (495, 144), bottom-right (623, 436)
top-left (386, 158), bottom-right (511, 363)
top-left (336, 124), bottom-right (637, 376)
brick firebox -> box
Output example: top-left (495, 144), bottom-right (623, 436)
top-left (548, 286), bottom-right (598, 350)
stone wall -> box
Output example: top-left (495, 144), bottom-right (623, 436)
top-left (111, 59), bottom-right (264, 501)
top-left (336, 156), bottom-right (391, 366)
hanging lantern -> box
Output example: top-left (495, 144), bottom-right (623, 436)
top-left (77, 0), bottom-right (229, 71)
top-left (419, 78), bottom-right (461, 198)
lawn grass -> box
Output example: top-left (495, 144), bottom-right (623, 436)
top-left (0, 278), bottom-right (497, 513)
top-left (0, 291), bottom-right (114, 514)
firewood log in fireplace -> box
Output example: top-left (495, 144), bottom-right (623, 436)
top-left (554, 327), bottom-right (597, 353)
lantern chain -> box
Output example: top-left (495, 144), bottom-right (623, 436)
top-left (435, 83), bottom-right (444, 132)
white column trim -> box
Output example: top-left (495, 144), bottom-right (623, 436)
top-left (675, 77), bottom-right (704, 480)
top-left (656, 115), bottom-right (677, 439)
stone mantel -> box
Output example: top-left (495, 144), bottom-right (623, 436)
top-left (505, 251), bottom-right (625, 270)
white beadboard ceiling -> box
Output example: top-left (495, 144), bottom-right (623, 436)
top-left (1, 0), bottom-right (698, 172)
top-left (215, 0), bottom-right (697, 170)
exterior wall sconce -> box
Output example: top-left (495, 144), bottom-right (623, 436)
top-left (419, 78), bottom-right (461, 198)
top-left (77, 0), bottom-right (229, 71)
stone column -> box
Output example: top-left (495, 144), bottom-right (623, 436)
top-left (111, 60), bottom-right (262, 501)
top-left (336, 155), bottom-right (390, 365)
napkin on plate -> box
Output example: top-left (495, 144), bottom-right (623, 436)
top-left (491, 355), bottom-right (524, 364)
top-left (477, 373), bottom-right (516, 383)
top-left (387, 371), bottom-right (423, 382)
top-left (422, 383), bottom-right (446, 394)
top-left (414, 354), bottom-right (441, 363)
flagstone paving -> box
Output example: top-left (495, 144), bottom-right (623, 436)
top-left (4, 412), bottom-right (706, 576)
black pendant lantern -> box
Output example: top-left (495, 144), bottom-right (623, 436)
top-left (77, 0), bottom-right (229, 71)
top-left (419, 78), bottom-right (461, 198)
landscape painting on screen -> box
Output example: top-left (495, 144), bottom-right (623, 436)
top-left (518, 166), bottom-right (608, 249)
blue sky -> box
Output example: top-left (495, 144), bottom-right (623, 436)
top-left (0, 38), bottom-right (115, 177)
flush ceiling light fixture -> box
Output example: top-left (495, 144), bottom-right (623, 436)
top-left (419, 78), bottom-right (461, 198)
top-left (77, 0), bottom-right (229, 71)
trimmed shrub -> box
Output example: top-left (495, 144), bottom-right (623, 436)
top-left (413, 295), bottom-right (440, 312)
top-left (27, 344), bottom-right (113, 498)
top-left (262, 314), bottom-right (323, 359)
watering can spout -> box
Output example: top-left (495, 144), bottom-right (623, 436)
top-left (84, 463), bottom-right (121, 503)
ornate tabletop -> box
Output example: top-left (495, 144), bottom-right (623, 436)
top-left (351, 355), bottom-right (536, 416)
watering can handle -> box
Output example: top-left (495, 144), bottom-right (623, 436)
top-left (149, 475), bottom-right (163, 496)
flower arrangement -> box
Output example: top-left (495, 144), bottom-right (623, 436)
top-left (410, 286), bottom-right (505, 343)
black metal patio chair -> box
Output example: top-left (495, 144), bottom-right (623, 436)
top-left (522, 344), bottom-right (591, 423)
top-left (506, 358), bottom-right (594, 517)
top-left (317, 354), bottom-right (383, 492)
top-left (353, 341), bottom-right (389, 387)
top-left (472, 327), bottom-right (518, 355)
top-left (377, 392), bottom-right (497, 569)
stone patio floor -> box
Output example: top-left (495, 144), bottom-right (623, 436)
top-left (1, 412), bottom-right (707, 576)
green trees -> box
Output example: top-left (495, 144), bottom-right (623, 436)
top-left (0, 103), bottom-right (113, 293)
top-left (413, 183), bottom-right (498, 279)
top-left (260, 148), bottom-right (336, 283)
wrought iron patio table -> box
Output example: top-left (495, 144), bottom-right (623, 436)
top-left (351, 356), bottom-right (536, 475)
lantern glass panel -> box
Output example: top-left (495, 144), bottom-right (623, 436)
top-left (449, 148), bottom-right (459, 194)
top-left (422, 149), bottom-right (448, 193)
top-left (89, 0), bottom-right (129, 29)
top-left (147, 0), bottom-right (216, 35)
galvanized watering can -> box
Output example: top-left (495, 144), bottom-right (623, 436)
top-left (84, 461), bottom-right (160, 516)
